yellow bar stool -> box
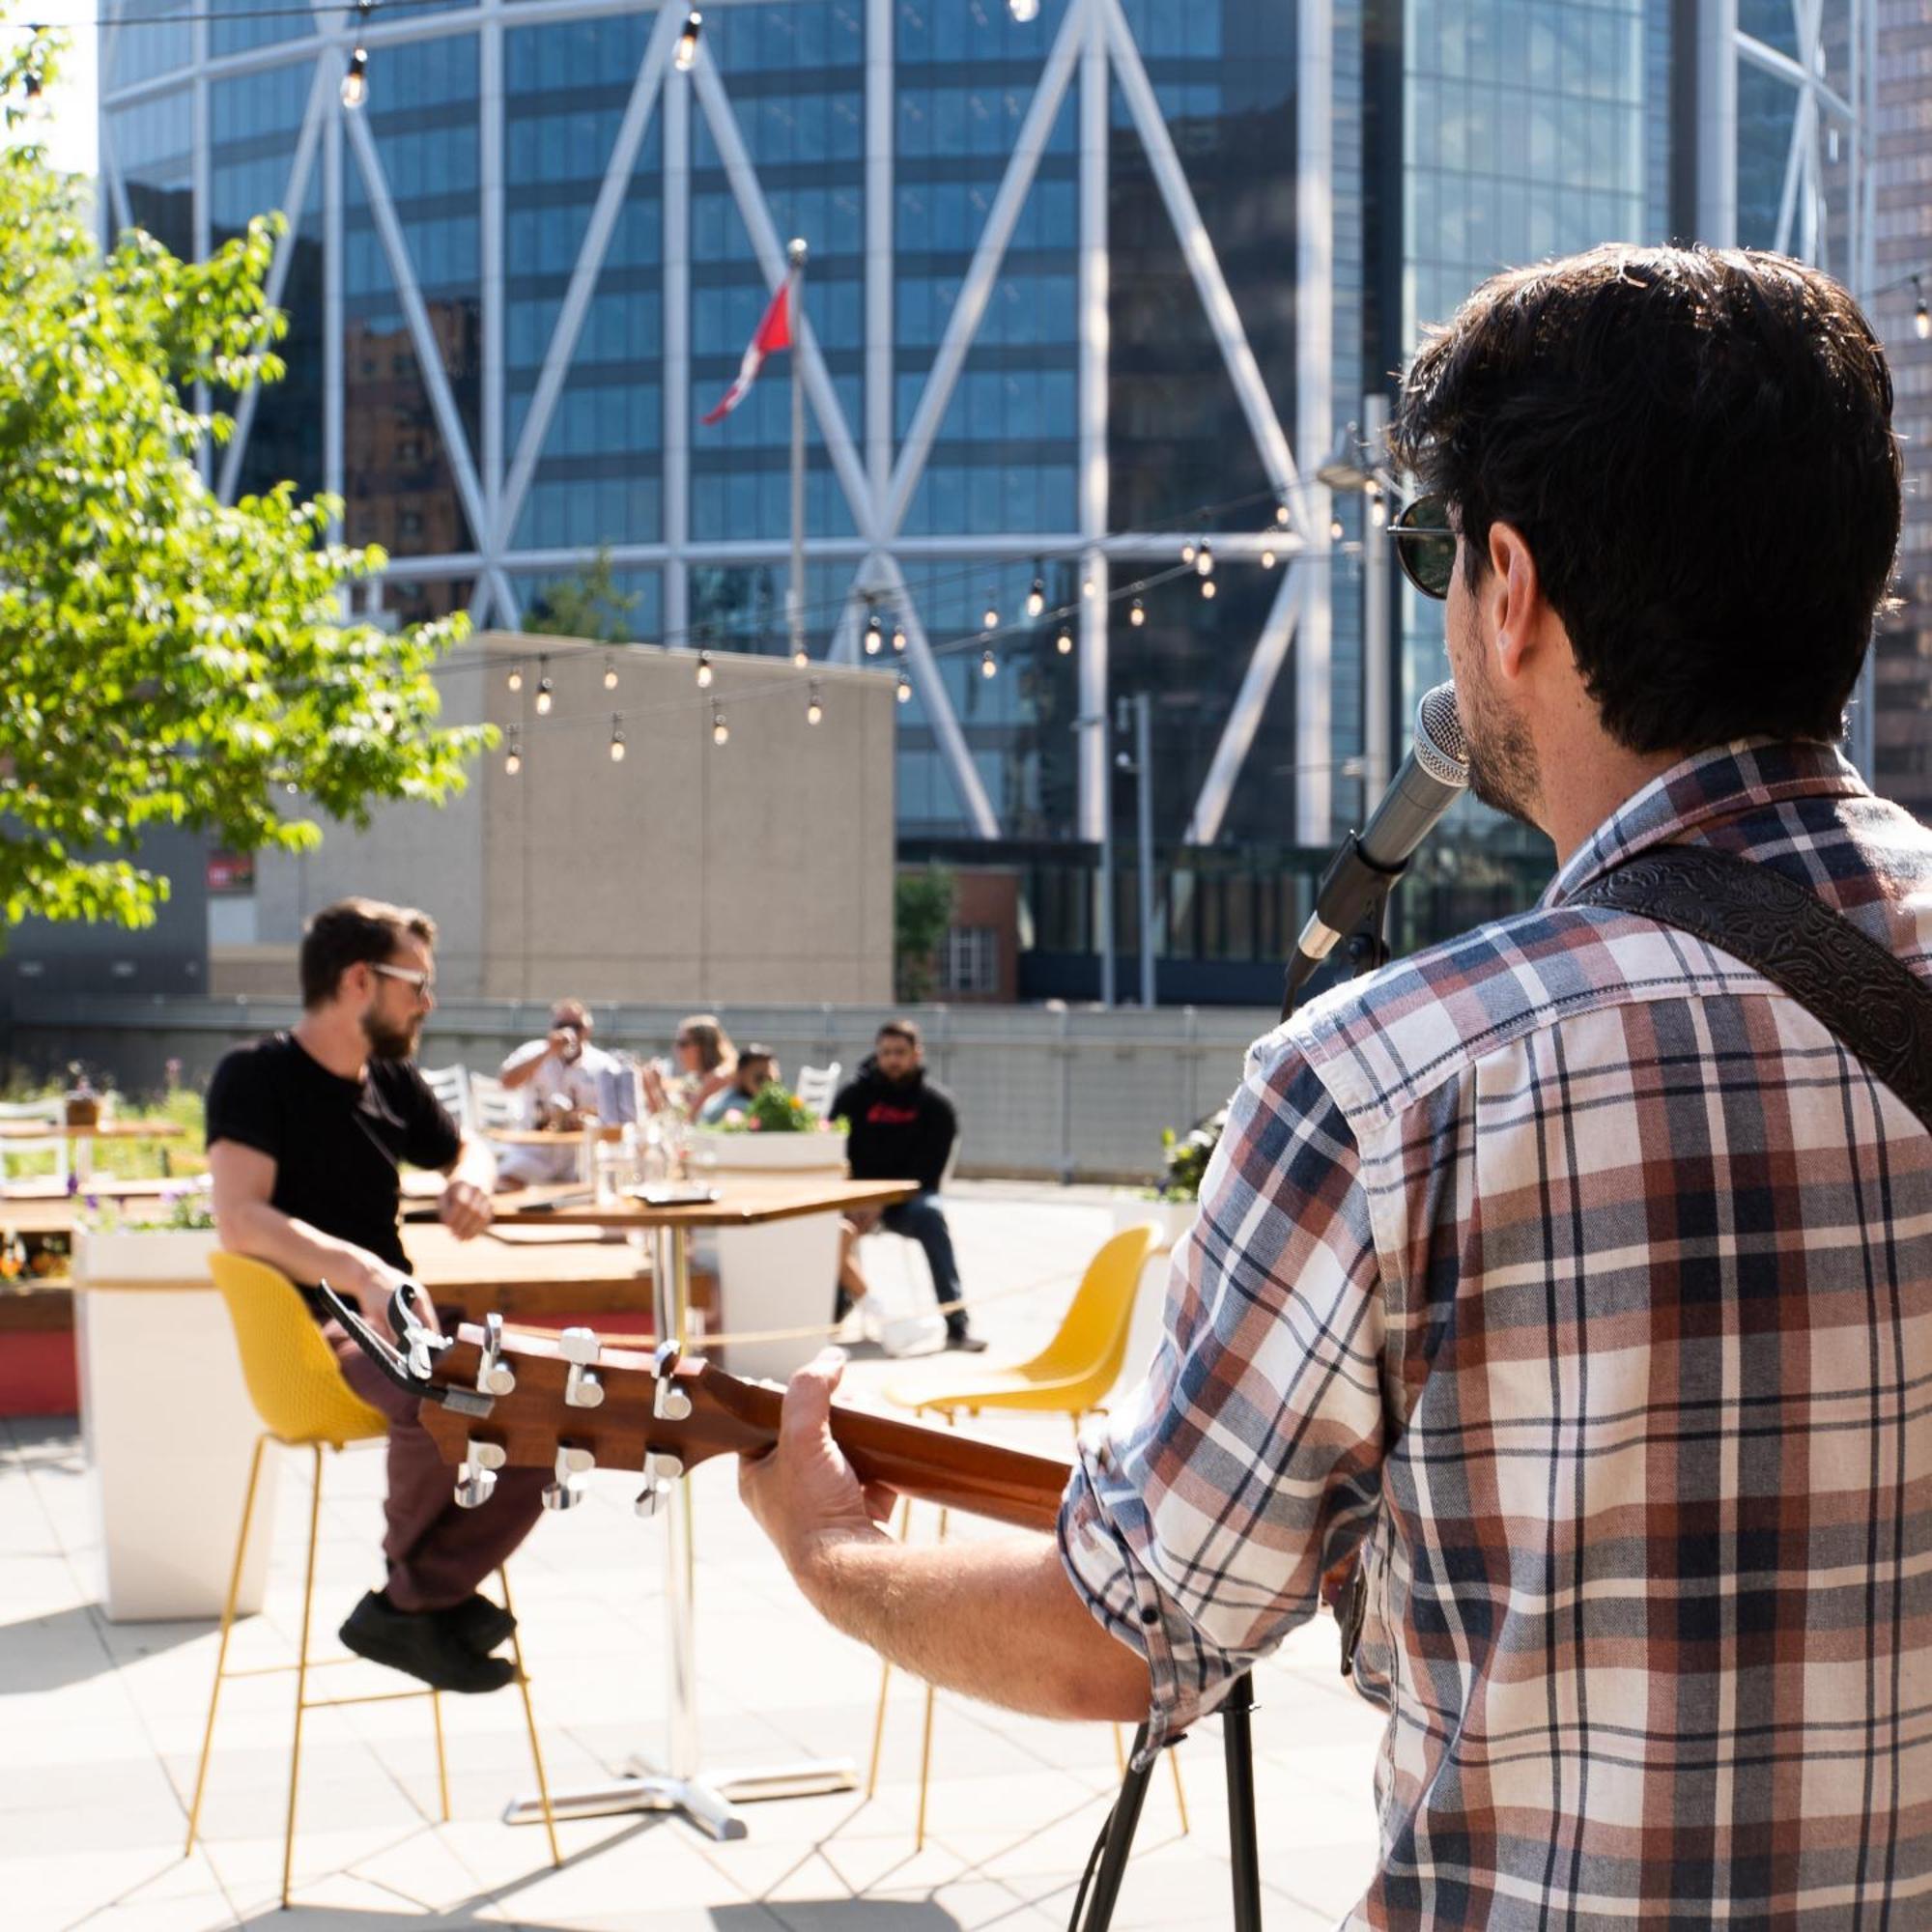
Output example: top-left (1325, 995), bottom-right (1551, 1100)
top-left (184, 1252), bottom-right (560, 1907)
top-left (865, 1222), bottom-right (1188, 1848)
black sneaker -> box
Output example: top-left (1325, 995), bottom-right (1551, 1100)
top-left (436, 1591), bottom-right (516, 1656)
top-left (340, 1590), bottom-right (517, 1694)
top-left (944, 1331), bottom-right (988, 1353)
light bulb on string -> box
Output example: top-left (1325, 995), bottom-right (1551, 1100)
top-left (891, 619), bottom-right (906, 653)
top-left (609, 715), bottom-right (626, 762)
top-left (1129, 598), bottom-right (1145, 627)
top-left (982, 591), bottom-right (1000, 632)
top-left (864, 611), bottom-right (883, 655)
top-left (1201, 577), bottom-right (1217, 600)
top-left (1180, 540), bottom-right (1196, 565)
top-left (1275, 501), bottom-right (1291, 527)
top-left (895, 671), bottom-right (913, 704)
top-left (340, 1), bottom-right (372, 109)
top-left (1367, 485), bottom-right (1387, 529)
top-left (534, 657), bottom-right (553, 715)
top-left (807, 682), bottom-right (824, 725)
top-left (505, 728), bottom-right (523, 776)
top-left (1195, 540), bottom-right (1215, 579)
top-left (603, 654), bottom-right (618, 691)
top-left (980, 647), bottom-right (998, 680)
top-left (791, 642), bottom-right (809, 668)
top-left (1262, 545), bottom-right (1276, 569)
top-left (1329, 515), bottom-right (1345, 543)
top-left (674, 10), bottom-right (702, 71)
top-left (1008, 0), bottom-right (1040, 19)
top-left (1917, 277), bottom-right (1931, 341)
top-left (1082, 575), bottom-right (1096, 599)
top-left (1026, 576), bottom-right (1045, 619)
top-left (711, 703), bottom-right (729, 747)
top-left (696, 649), bottom-right (713, 689)
top-left (506, 660), bottom-right (524, 693)
top-left (1056, 629), bottom-right (1073, 655)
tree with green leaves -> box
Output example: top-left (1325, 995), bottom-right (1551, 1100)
top-left (0, 28), bottom-right (491, 932)
top-left (894, 865), bottom-right (955, 1004)
top-left (523, 546), bottom-right (643, 644)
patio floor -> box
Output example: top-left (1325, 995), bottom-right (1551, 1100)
top-left (0, 1186), bottom-right (1383, 1931)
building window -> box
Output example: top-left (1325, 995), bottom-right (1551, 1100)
top-left (940, 926), bottom-right (1000, 997)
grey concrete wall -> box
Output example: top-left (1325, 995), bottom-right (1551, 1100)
top-left (4, 996), bottom-right (1271, 1183)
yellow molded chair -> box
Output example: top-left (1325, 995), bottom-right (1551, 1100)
top-left (867, 1221), bottom-right (1186, 1847)
top-left (185, 1252), bottom-right (559, 1906)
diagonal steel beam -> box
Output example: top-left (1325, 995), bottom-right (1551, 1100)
top-left (691, 53), bottom-right (877, 541)
top-left (882, 0), bottom-right (1086, 538)
top-left (493, 2), bottom-right (680, 555)
top-left (1183, 565), bottom-right (1306, 846)
top-left (1100, 0), bottom-right (1298, 499)
top-left (219, 52), bottom-right (332, 506)
top-left (871, 553), bottom-right (1001, 838)
top-left (344, 107), bottom-right (493, 554)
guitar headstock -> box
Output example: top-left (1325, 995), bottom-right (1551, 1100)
top-left (320, 1282), bottom-right (781, 1518)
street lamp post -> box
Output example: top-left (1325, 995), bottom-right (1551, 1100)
top-left (1319, 398), bottom-right (1398, 810)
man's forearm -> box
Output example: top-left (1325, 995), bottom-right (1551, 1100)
top-left (213, 1197), bottom-right (384, 1297)
top-left (449, 1134), bottom-right (496, 1193)
top-left (798, 1530), bottom-right (1151, 1725)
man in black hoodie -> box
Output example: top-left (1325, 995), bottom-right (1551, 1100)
top-left (833, 1019), bottom-right (985, 1351)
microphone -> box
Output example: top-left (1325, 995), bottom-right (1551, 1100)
top-left (1280, 682), bottom-right (1469, 1015)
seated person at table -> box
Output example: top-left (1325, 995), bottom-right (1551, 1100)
top-left (696, 1045), bottom-right (779, 1126)
top-left (496, 998), bottom-right (625, 1187)
top-left (834, 1020), bottom-right (983, 1352)
top-left (668, 1012), bottom-right (737, 1122)
top-left (205, 898), bottom-right (545, 1695)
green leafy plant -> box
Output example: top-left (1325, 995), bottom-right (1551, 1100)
top-left (710, 1082), bottom-right (843, 1135)
top-left (523, 546), bottom-right (643, 643)
top-left (895, 866), bottom-right (955, 1003)
top-left (1158, 1110), bottom-right (1226, 1202)
top-left (82, 1183), bottom-right (216, 1232)
top-left (0, 30), bottom-right (492, 931)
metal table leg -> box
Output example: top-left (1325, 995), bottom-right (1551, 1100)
top-left (505, 1221), bottom-right (854, 1837)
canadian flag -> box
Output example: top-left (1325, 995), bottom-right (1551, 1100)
top-left (700, 279), bottom-right (792, 425)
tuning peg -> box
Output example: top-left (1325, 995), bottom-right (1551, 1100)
top-left (559, 1326), bottom-right (605, 1409)
top-left (454, 1437), bottom-right (506, 1510)
top-left (635, 1446), bottom-right (684, 1519)
top-left (652, 1340), bottom-right (693, 1421)
top-left (542, 1441), bottom-right (594, 1512)
top-left (475, 1312), bottom-right (516, 1397)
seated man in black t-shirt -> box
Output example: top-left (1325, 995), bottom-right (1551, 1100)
top-left (206, 897), bottom-right (546, 1694)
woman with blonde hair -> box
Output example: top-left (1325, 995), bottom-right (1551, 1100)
top-left (669, 1013), bottom-right (735, 1121)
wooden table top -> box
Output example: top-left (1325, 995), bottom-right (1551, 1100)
top-left (492, 1173), bottom-right (914, 1231)
top-left (488, 1126), bottom-right (628, 1147)
top-left (0, 1119), bottom-right (186, 1141)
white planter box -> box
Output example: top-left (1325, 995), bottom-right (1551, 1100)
top-left (689, 1130), bottom-right (848, 1174)
top-left (73, 1229), bottom-right (280, 1622)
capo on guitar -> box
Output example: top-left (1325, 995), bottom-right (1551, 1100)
top-left (316, 1280), bottom-right (495, 1420)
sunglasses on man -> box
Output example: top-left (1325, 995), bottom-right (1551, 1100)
top-left (370, 961), bottom-right (436, 999)
top-left (1390, 493), bottom-right (1457, 600)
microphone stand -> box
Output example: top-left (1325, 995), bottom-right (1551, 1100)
top-left (1077, 878), bottom-right (1394, 1932)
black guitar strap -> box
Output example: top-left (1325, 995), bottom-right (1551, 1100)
top-left (1573, 843), bottom-right (1932, 1137)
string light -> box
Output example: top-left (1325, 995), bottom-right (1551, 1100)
top-left (673, 9), bottom-right (701, 71)
top-left (1329, 515), bottom-right (1345, 542)
top-left (1056, 628), bottom-right (1073, 655)
top-left (980, 646), bottom-right (998, 680)
top-left (1201, 578), bottom-right (1217, 599)
top-left (1008, 0), bottom-right (1040, 19)
top-left (864, 611), bottom-right (883, 655)
top-left (1180, 540), bottom-right (1196, 565)
top-left (504, 726), bottom-right (523, 776)
top-left (1917, 276), bottom-right (1931, 341)
top-left (1082, 575), bottom-right (1097, 599)
top-left (1262, 545), bottom-right (1276, 569)
top-left (533, 655), bottom-right (553, 714)
top-left (603, 653), bottom-right (618, 690)
top-left (1367, 485), bottom-right (1387, 529)
top-left (1027, 575), bottom-right (1046, 618)
top-left (1128, 598), bottom-right (1145, 627)
top-left (609, 714), bottom-right (625, 762)
top-left (1195, 540), bottom-right (1215, 579)
top-left (339, 0), bottom-right (372, 109)
top-left (696, 649), bottom-right (713, 689)
top-left (791, 642), bottom-right (809, 668)
top-left (981, 591), bottom-right (1000, 632)
top-left (891, 619), bottom-right (907, 653)
top-left (895, 671), bottom-right (913, 703)
top-left (506, 660), bottom-right (524, 693)
top-left (711, 702), bottom-right (728, 746)
top-left (807, 681), bottom-right (824, 725)
top-left (1275, 502), bottom-right (1292, 527)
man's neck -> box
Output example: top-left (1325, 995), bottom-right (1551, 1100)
top-left (293, 1010), bottom-right (368, 1082)
top-left (1535, 710), bottom-right (1688, 867)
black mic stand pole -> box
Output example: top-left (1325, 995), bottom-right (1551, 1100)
top-left (1074, 884), bottom-right (1394, 1932)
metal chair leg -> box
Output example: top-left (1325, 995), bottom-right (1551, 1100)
top-left (281, 1444), bottom-right (325, 1911)
top-left (184, 1432), bottom-right (270, 1859)
top-left (1169, 1747), bottom-right (1190, 1834)
top-left (431, 1690), bottom-right (450, 1824)
top-left (498, 1569), bottom-right (561, 1869)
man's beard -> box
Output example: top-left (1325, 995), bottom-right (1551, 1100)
top-left (1457, 648), bottom-right (1542, 827)
top-left (363, 1013), bottom-right (420, 1061)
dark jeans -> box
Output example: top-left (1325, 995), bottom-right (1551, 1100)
top-left (329, 1319), bottom-right (547, 1613)
top-left (880, 1192), bottom-right (969, 1338)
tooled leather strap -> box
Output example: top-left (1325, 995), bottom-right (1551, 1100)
top-left (1574, 843), bottom-right (1932, 1136)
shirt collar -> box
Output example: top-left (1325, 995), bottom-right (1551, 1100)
top-left (1543, 737), bottom-right (1869, 908)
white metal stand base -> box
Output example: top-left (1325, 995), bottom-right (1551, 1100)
top-left (501, 1757), bottom-right (855, 1837)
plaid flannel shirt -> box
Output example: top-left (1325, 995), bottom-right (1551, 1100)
top-left (1060, 740), bottom-right (1932, 1926)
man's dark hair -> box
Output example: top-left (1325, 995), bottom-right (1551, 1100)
top-left (299, 897), bottom-right (437, 1009)
top-left (1388, 244), bottom-right (1901, 753)
top-left (877, 1018), bottom-right (922, 1049)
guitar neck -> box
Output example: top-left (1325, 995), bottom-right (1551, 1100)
top-left (823, 1406), bottom-right (1071, 1534)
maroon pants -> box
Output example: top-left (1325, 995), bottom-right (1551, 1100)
top-left (328, 1321), bottom-right (547, 1613)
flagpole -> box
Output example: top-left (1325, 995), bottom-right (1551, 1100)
top-left (786, 236), bottom-right (809, 664)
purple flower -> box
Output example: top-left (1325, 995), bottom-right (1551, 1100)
top-left (65, 1172), bottom-right (79, 1196)
top-left (83, 1194), bottom-right (99, 1213)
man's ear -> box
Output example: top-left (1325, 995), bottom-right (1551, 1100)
top-left (1485, 521), bottom-right (1542, 684)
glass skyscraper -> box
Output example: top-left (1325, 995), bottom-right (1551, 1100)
top-left (99, 0), bottom-right (1883, 1003)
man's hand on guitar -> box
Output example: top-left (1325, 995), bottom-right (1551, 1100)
top-left (739, 1350), bottom-right (898, 1595)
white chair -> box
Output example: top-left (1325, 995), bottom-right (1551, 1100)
top-left (421, 1064), bottom-right (470, 1129)
top-left (795, 1062), bottom-right (842, 1118)
top-left (0, 1099), bottom-right (69, 1197)
top-left (467, 1072), bottom-right (523, 1136)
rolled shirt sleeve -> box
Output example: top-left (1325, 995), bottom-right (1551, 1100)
top-left (1057, 1031), bottom-right (1386, 1761)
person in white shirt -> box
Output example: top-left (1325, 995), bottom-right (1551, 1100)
top-left (495, 1000), bottom-right (626, 1186)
